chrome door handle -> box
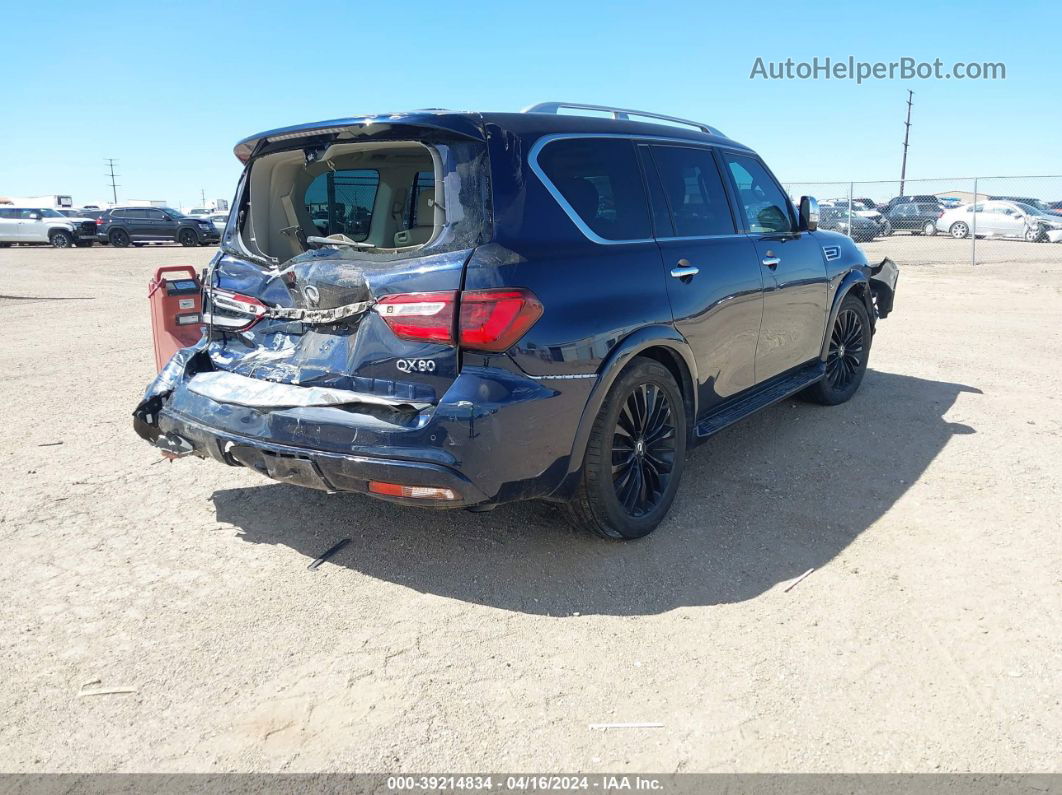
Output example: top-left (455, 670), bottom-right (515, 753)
top-left (670, 265), bottom-right (699, 279)
top-left (761, 256), bottom-right (781, 269)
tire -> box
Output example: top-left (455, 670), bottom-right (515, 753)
top-left (49, 230), bottom-right (73, 249)
top-left (109, 228), bottom-right (130, 248)
top-left (881, 220), bottom-right (893, 236)
top-left (800, 294), bottom-right (872, 406)
top-left (75, 241), bottom-right (93, 248)
top-left (0, 242), bottom-right (11, 248)
top-left (922, 221), bottom-right (937, 236)
top-left (566, 359), bottom-right (687, 540)
top-left (950, 221), bottom-right (970, 239)
top-left (1024, 226), bottom-right (1046, 243)
top-left (179, 228), bottom-right (199, 247)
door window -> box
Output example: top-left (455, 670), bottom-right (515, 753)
top-left (648, 145), bottom-right (735, 237)
top-left (722, 154), bottom-right (793, 234)
top-left (536, 138), bottom-right (650, 241)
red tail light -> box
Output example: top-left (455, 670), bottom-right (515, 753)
top-left (375, 288), bottom-right (543, 351)
top-left (205, 289), bottom-right (268, 331)
top-left (458, 288), bottom-right (543, 352)
top-left (376, 291), bottom-right (457, 344)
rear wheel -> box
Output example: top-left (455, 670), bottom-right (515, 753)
top-left (179, 228), bottom-right (199, 247)
top-left (566, 359), bottom-right (686, 540)
top-left (49, 230), bottom-right (73, 248)
top-left (801, 294), bottom-right (872, 406)
top-left (922, 220), bottom-right (937, 236)
top-left (109, 228), bottom-right (130, 248)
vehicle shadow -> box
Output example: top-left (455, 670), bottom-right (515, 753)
top-left (212, 370), bottom-right (980, 616)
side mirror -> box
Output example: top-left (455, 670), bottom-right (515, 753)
top-left (799, 196), bottom-right (818, 231)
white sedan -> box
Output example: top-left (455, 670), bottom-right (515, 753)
top-left (938, 200), bottom-right (1062, 242)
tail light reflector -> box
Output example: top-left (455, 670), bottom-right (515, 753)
top-left (458, 288), bottom-right (543, 352)
top-left (375, 291), bottom-right (456, 344)
top-left (368, 481), bottom-right (457, 500)
top-left (205, 289), bottom-right (268, 331)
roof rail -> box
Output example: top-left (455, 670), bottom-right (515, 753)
top-left (522, 102), bottom-right (721, 135)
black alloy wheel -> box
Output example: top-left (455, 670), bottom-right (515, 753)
top-left (611, 382), bottom-right (678, 518)
top-left (826, 307), bottom-right (865, 391)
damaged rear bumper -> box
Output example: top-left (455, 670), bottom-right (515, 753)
top-left (133, 345), bottom-right (595, 508)
top-left (150, 411), bottom-right (490, 508)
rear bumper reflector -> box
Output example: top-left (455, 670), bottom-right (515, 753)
top-left (186, 370), bottom-right (431, 410)
top-left (368, 481), bottom-right (457, 500)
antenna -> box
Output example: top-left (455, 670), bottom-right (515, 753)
top-left (899, 90), bottom-right (914, 196)
top-left (104, 158), bottom-right (120, 205)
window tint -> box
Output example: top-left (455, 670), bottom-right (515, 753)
top-left (303, 169), bottom-right (379, 241)
top-left (145, 209), bottom-right (166, 220)
top-left (18, 209), bottom-right (41, 219)
top-left (0, 209), bottom-right (15, 219)
top-left (537, 138), bottom-right (650, 241)
top-left (723, 154), bottom-right (793, 234)
top-left (649, 145), bottom-right (735, 236)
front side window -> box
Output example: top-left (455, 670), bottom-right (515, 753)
top-left (536, 138), bottom-right (650, 241)
top-left (649, 145), bottom-right (735, 236)
top-left (303, 169), bottom-right (379, 241)
top-left (723, 154), bottom-right (793, 234)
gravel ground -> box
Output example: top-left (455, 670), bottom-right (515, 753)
top-left (0, 238), bottom-right (1059, 773)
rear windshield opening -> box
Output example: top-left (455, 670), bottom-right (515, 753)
top-left (235, 137), bottom-right (488, 265)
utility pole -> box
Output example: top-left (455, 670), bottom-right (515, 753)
top-left (104, 158), bottom-right (120, 205)
top-left (899, 90), bottom-right (914, 197)
top-left (200, 187), bottom-right (206, 208)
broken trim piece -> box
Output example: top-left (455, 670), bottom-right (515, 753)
top-left (206, 287), bottom-right (375, 328)
top-left (186, 370), bottom-right (431, 410)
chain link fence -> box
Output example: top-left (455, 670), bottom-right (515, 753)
top-left (783, 176), bottom-right (1062, 266)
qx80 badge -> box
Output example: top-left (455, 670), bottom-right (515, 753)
top-left (396, 359), bottom-right (436, 374)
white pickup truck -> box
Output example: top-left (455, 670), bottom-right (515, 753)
top-left (0, 206), bottom-right (98, 248)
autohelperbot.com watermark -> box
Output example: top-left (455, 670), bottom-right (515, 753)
top-left (750, 56), bottom-right (1006, 83)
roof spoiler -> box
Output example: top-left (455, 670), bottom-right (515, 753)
top-left (233, 112), bottom-right (486, 163)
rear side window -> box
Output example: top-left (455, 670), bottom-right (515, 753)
top-left (0, 209), bottom-right (15, 219)
top-left (648, 145), bottom-right (735, 236)
top-left (536, 138), bottom-right (650, 241)
top-left (303, 169), bottom-right (379, 241)
top-left (723, 154), bottom-right (793, 234)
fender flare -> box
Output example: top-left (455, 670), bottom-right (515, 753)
top-left (563, 324), bottom-right (698, 479)
top-left (820, 268), bottom-right (875, 360)
top-left (47, 225), bottom-right (74, 239)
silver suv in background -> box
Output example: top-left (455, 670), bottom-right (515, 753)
top-left (0, 207), bottom-right (98, 248)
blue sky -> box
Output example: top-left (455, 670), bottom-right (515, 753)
top-left (1, 0), bottom-right (1058, 207)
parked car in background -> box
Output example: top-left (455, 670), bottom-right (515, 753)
top-left (132, 103), bottom-right (898, 540)
top-left (0, 206), bottom-right (97, 248)
top-left (185, 208), bottom-right (211, 217)
top-left (938, 200), bottom-right (1062, 242)
top-left (822, 198), bottom-right (891, 236)
top-left (883, 199), bottom-right (943, 235)
top-left (95, 206), bottom-right (221, 247)
top-left (1049, 201), bottom-right (1062, 217)
top-left (207, 212), bottom-right (229, 233)
top-left (818, 206), bottom-right (881, 242)
top-left (879, 195), bottom-right (942, 214)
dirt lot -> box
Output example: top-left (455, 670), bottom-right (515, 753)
top-left (0, 237), bottom-right (1059, 773)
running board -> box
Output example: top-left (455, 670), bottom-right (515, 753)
top-left (694, 362), bottom-right (825, 439)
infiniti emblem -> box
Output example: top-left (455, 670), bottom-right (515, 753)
top-left (303, 285), bottom-right (320, 306)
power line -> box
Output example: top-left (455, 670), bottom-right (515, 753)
top-left (899, 90), bottom-right (914, 196)
top-left (104, 158), bottom-right (120, 205)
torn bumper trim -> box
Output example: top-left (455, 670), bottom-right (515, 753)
top-left (186, 370), bottom-right (432, 411)
top-left (155, 411), bottom-right (489, 508)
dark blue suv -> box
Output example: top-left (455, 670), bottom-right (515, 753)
top-left (134, 102), bottom-right (898, 539)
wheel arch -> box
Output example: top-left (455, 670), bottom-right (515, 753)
top-left (47, 225), bottom-right (73, 238)
top-left (559, 324), bottom-right (697, 486)
top-left (820, 269), bottom-right (875, 361)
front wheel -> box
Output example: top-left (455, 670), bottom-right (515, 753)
top-left (950, 221), bottom-right (970, 239)
top-left (179, 228), bottom-right (199, 247)
top-left (566, 359), bottom-right (687, 540)
top-left (1024, 226), bottom-right (1046, 243)
top-left (49, 230), bottom-right (73, 248)
top-left (800, 294), bottom-right (872, 406)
